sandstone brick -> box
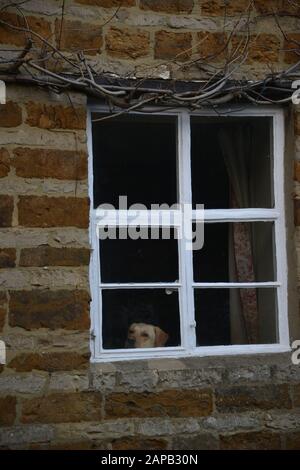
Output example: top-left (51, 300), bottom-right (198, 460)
top-left (286, 432), bottom-right (300, 450)
top-left (19, 247), bottom-right (90, 267)
top-left (8, 352), bottom-right (89, 372)
top-left (12, 148), bottom-right (87, 180)
top-left (197, 31), bottom-right (227, 61)
top-left (112, 437), bottom-right (168, 450)
top-left (74, 0), bottom-right (135, 7)
top-left (55, 19), bottom-right (102, 55)
top-left (0, 12), bottom-right (51, 47)
top-left (140, 0), bottom-right (194, 14)
top-left (0, 293), bottom-right (5, 331)
top-left (18, 196), bottom-right (89, 228)
top-left (232, 34), bottom-right (280, 64)
top-left (155, 30), bottom-right (192, 60)
top-left (105, 389), bottom-right (213, 419)
top-left (0, 396), bottom-right (16, 426)
top-left (0, 307), bottom-right (5, 332)
top-left (295, 161), bottom-right (300, 182)
top-left (295, 113), bottom-right (300, 136)
top-left (284, 34), bottom-right (300, 64)
top-left (220, 431), bottom-right (281, 450)
top-left (293, 384), bottom-right (300, 407)
top-left (216, 385), bottom-right (292, 412)
top-left (254, 0), bottom-right (300, 15)
top-left (0, 292), bottom-right (7, 305)
top-left (0, 248), bottom-right (16, 268)
top-left (201, 0), bottom-right (250, 16)
top-left (106, 27), bottom-right (150, 59)
top-left (0, 148), bottom-right (10, 177)
top-left (295, 199), bottom-right (300, 226)
top-left (0, 195), bottom-right (14, 227)
top-left (21, 392), bottom-right (102, 424)
top-left (32, 440), bottom-right (109, 450)
top-left (26, 102), bottom-right (86, 130)
top-left (9, 289), bottom-right (90, 330)
top-left (0, 101), bottom-right (22, 127)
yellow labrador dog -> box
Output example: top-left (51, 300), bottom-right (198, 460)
top-left (126, 322), bottom-right (169, 348)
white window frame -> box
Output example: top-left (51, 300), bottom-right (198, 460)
top-left (88, 105), bottom-right (290, 363)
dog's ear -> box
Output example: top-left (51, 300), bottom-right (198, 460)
top-left (154, 326), bottom-right (169, 347)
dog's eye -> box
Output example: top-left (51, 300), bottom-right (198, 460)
top-left (129, 330), bottom-right (134, 334)
top-left (141, 332), bottom-right (149, 338)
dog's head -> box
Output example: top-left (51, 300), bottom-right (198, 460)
top-left (125, 322), bottom-right (169, 348)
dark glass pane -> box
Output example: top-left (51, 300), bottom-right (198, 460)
top-left (191, 117), bottom-right (273, 209)
top-left (193, 222), bottom-right (275, 282)
top-left (102, 289), bottom-right (180, 349)
top-left (92, 114), bottom-right (177, 208)
top-left (100, 227), bottom-right (178, 283)
top-left (194, 288), bottom-right (278, 346)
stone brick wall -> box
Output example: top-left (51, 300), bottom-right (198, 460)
top-left (0, 0), bottom-right (300, 450)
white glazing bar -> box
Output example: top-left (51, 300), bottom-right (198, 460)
top-left (192, 282), bottom-right (280, 288)
top-left (178, 110), bottom-right (196, 350)
top-left (274, 111), bottom-right (290, 346)
top-left (99, 283), bottom-right (181, 289)
top-left (94, 209), bottom-right (183, 226)
top-left (193, 208), bottom-right (280, 221)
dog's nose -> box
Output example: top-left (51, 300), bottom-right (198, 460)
top-left (125, 338), bottom-right (135, 348)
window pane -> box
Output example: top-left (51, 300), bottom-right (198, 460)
top-left (102, 289), bottom-right (180, 349)
top-left (191, 117), bottom-right (273, 209)
top-left (193, 222), bottom-right (275, 282)
top-left (100, 227), bottom-right (179, 283)
top-left (194, 288), bottom-right (278, 346)
top-left (92, 114), bottom-right (177, 208)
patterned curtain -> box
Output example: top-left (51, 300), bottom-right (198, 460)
top-left (219, 126), bottom-right (259, 344)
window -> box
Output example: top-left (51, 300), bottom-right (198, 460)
top-left (88, 107), bottom-right (289, 362)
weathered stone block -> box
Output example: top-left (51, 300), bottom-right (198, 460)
top-left (48, 373), bottom-right (89, 392)
top-left (255, 0), bottom-right (300, 15)
top-left (19, 247), bottom-right (90, 267)
top-left (173, 433), bottom-right (218, 450)
top-left (105, 389), bottom-right (213, 419)
top-left (216, 385), bottom-right (292, 412)
top-left (0, 249), bottom-right (16, 268)
top-left (8, 352), bottom-right (90, 372)
top-left (0, 148), bottom-right (10, 177)
top-left (220, 431), bottom-right (281, 450)
top-left (55, 19), bottom-right (102, 55)
top-left (9, 289), bottom-right (90, 330)
top-left (201, 0), bottom-right (250, 16)
top-left (21, 392), bottom-right (102, 424)
top-left (26, 102), bottom-right (86, 130)
top-left (111, 437), bottom-right (168, 450)
top-left (286, 432), bottom-right (300, 450)
top-left (231, 34), bottom-right (280, 64)
top-left (18, 196), bottom-right (89, 228)
top-left (293, 384), bottom-right (300, 407)
top-left (0, 101), bottom-right (22, 128)
top-left (197, 31), bottom-right (226, 61)
top-left (155, 30), bottom-right (192, 60)
top-left (0, 12), bottom-right (51, 47)
top-left (0, 396), bottom-right (16, 426)
top-left (75, 0), bottom-right (135, 7)
top-left (0, 424), bottom-right (54, 447)
top-left (12, 148), bottom-right (87, 180)
top-left (295, 199), bottom-right (300, 226)
top-left (0, 373), bottom-right (47, 395)
top-left (106, 27), bottom-right (150, 59)
top-left (0, 195), bottom-right (14, 227)
top-left (140, 0), bottom-right (194, 14)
